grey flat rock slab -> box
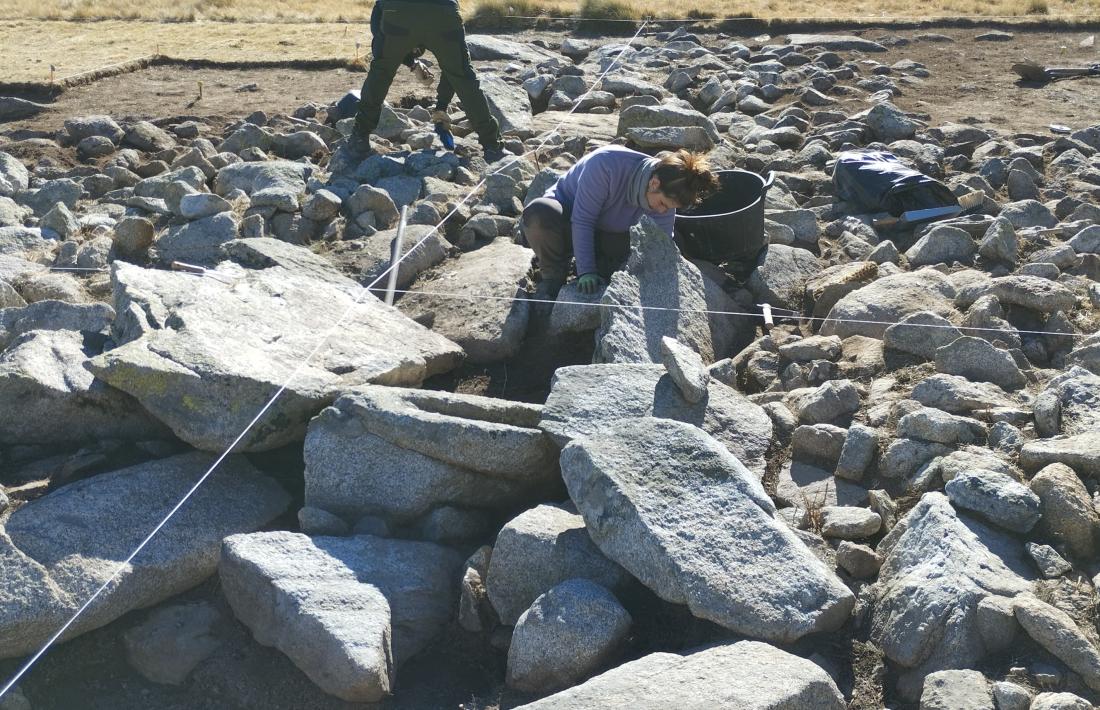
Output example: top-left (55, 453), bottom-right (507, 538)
top-left (0, 329), bottom-right (169, 446)
top-left (1021, 433), bottom-right (1100, 477)
top-left (467, 35), bottom-right (559, 63)
top-left (1, 452), bottom-right (288, 659)
top-left (562, 418), bottom-right (853, 642)
top-left (514, 641), bottom-right (845, 709)
top-left (935, 336), bottom-right (1026, 391)
top-left (945, 469), bottom-right (1041, 533)
top-left (787, 34), bottom-right (888, 51)
top-left (0, 298), bottom-right (115, 350)
top-left (910, 374), bottom-right (1015, 413)
top-left (481, 74), bottom-right (534, 137)
top-left (399, 239), bottom-right (532, 364)
top-left (87, 261), bottom-right (463, 452)
top-left (820, 269), bottom-right (957, 340)
top-left (220, 531), bottom-right (462, 702)
top-left (1014, 593), bottom-right (1100, 692)
top-left (540, 363), bottom-right (773, 477)
top-left (305, 386), bottom-right (559, 522)
top-left (871, 493), bottom-right (1033, 700)
top-left (919, 669), bottom-right (994, 710)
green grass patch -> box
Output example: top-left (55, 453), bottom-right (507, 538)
top-left (578, 0), bottom-right (638, 18)
top-left (469, 0), bottom-right (559, 24)
top-left (576, 0), bottom-right (639, 31)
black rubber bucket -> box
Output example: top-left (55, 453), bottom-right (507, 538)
top-left (675, 169), bottom-right (775, 264)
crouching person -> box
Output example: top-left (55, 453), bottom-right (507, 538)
top-left (521, 145), bottom-right (718, 300)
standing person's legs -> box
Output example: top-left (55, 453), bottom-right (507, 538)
top-left (353, 5), bottom-right (420, 138)
top-left (369, 2), bottom-right (384, 61)
top-left (432, 76), bottom-right (457, 149)
top-left (421, 7), bottom-right (501, 149)
top-left (521, 198), bottom-right (571, 286)
top-left (435, 76), bottom-right (455, 113)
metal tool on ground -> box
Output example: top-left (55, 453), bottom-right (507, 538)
top-left (385, 205), bottom-right (409, 306)
top-left (872, 190), bottom-right (985, 230)
top-left (170, 260), bottom-right (237, 285)
top-left (1012, 60), bottom-right (1100, 83)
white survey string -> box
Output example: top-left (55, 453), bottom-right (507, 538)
top-left (0, 19), bottom-right (649, 700)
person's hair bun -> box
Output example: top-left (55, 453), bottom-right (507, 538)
top-left (654, 150), bottom-right (719, 206)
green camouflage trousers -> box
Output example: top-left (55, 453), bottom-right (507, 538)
top-left (354, 1), bottom-right (501, 148)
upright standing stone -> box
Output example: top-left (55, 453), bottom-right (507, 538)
top-left (596, 216), bottom-right (751, 364)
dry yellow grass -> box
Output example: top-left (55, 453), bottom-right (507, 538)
top-left (0, 20), bottom-right (377, 83)
top-left (1, 0), bottom-right (1096, 84)
top-left (1, 0), bottom-right (1095, 22)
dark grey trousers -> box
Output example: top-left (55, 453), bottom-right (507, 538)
top-left (521, 197), bottom-right (630, 282)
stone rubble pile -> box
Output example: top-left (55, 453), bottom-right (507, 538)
top-left (1, 24), bottom-right (1100, 709)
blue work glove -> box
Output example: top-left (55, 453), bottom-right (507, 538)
top-left (577, 273), bottom-right (603, 295)
top-left (434, 123), bottom-right (455, 150)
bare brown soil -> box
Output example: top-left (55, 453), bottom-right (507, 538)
top-left (1, 27), bottom-right (1098, 140)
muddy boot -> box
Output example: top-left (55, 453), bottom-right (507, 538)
top-left (329, 133), bottom-right (373, 174)
top-left (531, 277), bottom-right (564, 318)
top-left (482, 142), bottom-right (507, 164)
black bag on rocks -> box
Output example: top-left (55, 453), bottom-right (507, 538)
top-left (832, 150), bottom-right (959, 217)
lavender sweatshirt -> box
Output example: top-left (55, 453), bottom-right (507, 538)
top-left (545, 145), bottom-right (676, 276)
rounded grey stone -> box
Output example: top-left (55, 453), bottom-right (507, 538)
top-left (945, 469), bottom-right (1040, 533)
top-left (506, 579), bottom-right (631, 694)
top-left (486, 504), bottom-right (629, 626)
top-left (1029, 462), bottom-right (1099, 559)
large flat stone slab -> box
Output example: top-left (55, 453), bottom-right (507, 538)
top-left (305, 385), bottom-right (559, 522)
top-left (1020, 433), bottom-right (1100, 477)
top-left (561, 418), bottom-right (854, 642)
top-left (86, 260), bottom-right (464, 452)
top-left (0, 299), bottom-right (114, 351)
top-left (786, 34), bottom-right (889, 52)
top-left (220, 531), bottom-right (462, 702)
top-left (481, 74), bottom-right (534, 138)
top-left (399, 239), bottom-right (532, 363)
top-left (820, 269), bottom-right (957, 339)
top-left (528, 112), bottom-right (618, 145)
top-left (539, 363), bottom-right (773, 477)
top-left (467, 35), bottom-right (559, 63)
top-left (515, 641), bottom-right (845, 709)
top-left (1, 452), bottom-right (289, 659)
top-left (0, 329), bottom-right (170, 446)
